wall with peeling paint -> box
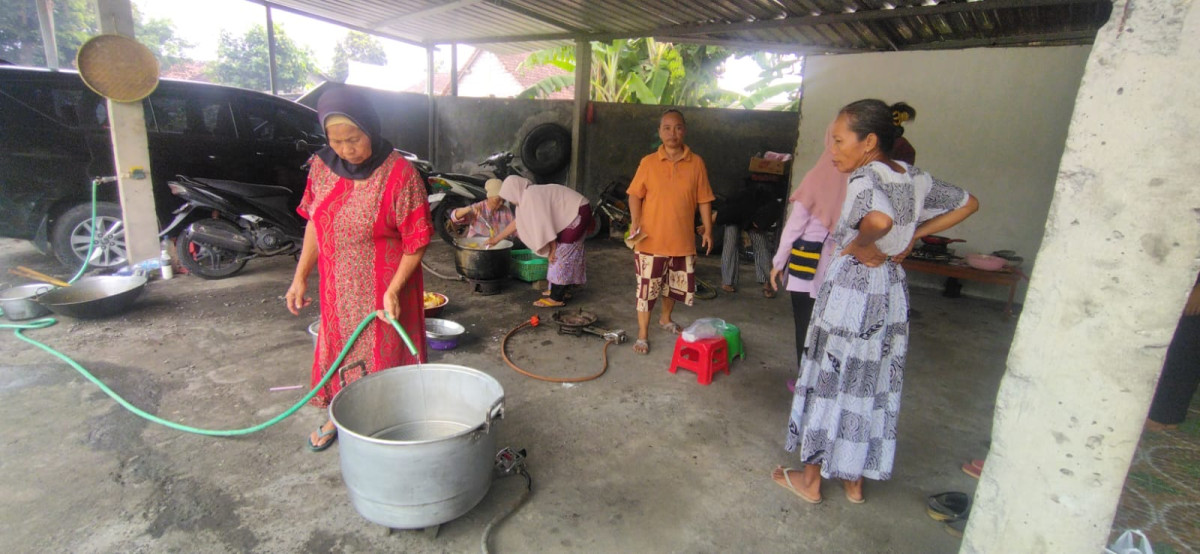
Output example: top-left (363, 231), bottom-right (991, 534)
top-left (796, 46), bottom-right (1092, 305)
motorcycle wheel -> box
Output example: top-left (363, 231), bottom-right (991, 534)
top-left (433, 196), bottom-right (472, 246)
top-left (585, 210), bottom-right (608, 240)
top-left (177, 219), bottom-right (248, 279)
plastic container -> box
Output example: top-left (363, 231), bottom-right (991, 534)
top-left (965, 253), bottom-right (1006, 271)
top-left (160, 248), bottom-right (174, 280)
top-left (426, 318), bottom-right (466, 351)
top-left (509, 249), bottom-right (549, 282)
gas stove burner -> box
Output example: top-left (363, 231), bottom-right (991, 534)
top-left (909, 249), bottom-right (956, 262)
top-left (466, 278), bottom-right (503, 295)
top-left (550, 308), bottom-right (627, 343)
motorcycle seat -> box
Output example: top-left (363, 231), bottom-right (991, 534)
top-left (194, 177), bottom-right (293, 199)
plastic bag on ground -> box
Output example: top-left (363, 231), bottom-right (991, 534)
top-left (1105, 530), bottom-right (1154, 554)
top-left (682, 317), bottom-right (726, 342)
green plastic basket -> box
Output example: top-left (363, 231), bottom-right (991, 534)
top-left (510, 249), bottom-right (548, 282)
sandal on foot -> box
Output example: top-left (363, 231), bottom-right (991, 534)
top-left (762, 286), bottom-right (776, 299)
top-left (307, 425), bottom-right (338, 452)
top-left (962, 459), bottom-right (984, 479)
top-left (843, 480), bottom-right (865, 504)
top-left (632, 339), bottom-right (650, 355)
top-left (926, 492), bottom-right (970, 522)
top-left (772, 466), bottom-right (821, 504)
top-left (533, 298), bottom-right (566, 308)
top-left (659, 321), bottom-right (683, 334)
top-left (541, 290), bottom-right (573, 300)
top-left (721, 284), bottom-right (736, 293)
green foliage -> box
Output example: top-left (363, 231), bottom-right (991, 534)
top-left (0, 0), bottom-right (193, 73)
top-left (517, 38), bottom-right (742, 108)
top-left (331, 31), bottom-right (387, 82)
top-left (210, 24), bottom-right (315, 93)
top-left (0, 0), bottom-right (96, 67)
top-left (730, 53), bottom-right (803, 111)
top-left (136, 16), bottom-right (194, 72)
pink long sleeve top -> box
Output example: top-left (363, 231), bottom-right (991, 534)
top-left (771, 200), bottom-right (835, 297)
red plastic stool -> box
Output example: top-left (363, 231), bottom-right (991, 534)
top-left (669, 336), bottom-right (730, 385)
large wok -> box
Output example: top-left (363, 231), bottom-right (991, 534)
top-left (37, 275), bottom-right (148, 319)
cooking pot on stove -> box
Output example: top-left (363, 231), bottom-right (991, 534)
top-left (453, 238), bottom-right (513, 281)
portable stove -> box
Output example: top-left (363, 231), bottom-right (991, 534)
top-left (466, 277), bottom-right (504, 296)
top-left (550, 308), bottom-right (628, 343)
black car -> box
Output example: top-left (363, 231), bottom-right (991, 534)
top-left (0, 66), bottom-right (324, 269)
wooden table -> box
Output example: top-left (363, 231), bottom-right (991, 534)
top-left (901, 258), bottom-right (1027, 316)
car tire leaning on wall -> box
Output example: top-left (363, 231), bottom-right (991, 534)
top-left (51, 201), bottom-right (128, 271)
top-left (520, 123), bottom-right (571, 176)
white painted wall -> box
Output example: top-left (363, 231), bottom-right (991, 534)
top-left (793, 46), bottom-right (1092, 304)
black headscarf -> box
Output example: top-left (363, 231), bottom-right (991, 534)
top-left (315, 86), bottom-right (396, 180)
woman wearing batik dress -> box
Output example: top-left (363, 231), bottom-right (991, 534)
top-left (772, 99), bottom-right (979, 503)
top-left (486, 175), bottom-right (591, 307)
top-left (285, 86), bottom-right (433, 451)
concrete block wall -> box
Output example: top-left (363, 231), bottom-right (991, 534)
top-left (433, 97), bottom-right (574, 185)
top-left (581, 102), bottom-right (800, 201)
top-left (796, 45), bottom-right (1092, 304)
top-left (431, 97), bottom-right (800, 201)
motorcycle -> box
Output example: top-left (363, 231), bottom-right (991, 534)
top-left (429, 151), bottom-right (527, 245)
top-left (163, 175), bottom-right (305, 279)
top-left (586, 179), bottom-right (632, 239)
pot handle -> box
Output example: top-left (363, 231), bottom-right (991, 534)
top-left (480, 396), bottom-right (505, 434)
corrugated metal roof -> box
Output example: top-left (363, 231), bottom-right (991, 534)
top-left (256, 0), bottom-right (1112, 54)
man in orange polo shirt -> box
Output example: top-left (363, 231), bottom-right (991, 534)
top-left (627, 109), bottom-right (715, 355)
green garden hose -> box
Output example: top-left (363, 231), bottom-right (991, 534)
top-left (1, 311), bottom-right (417, 436)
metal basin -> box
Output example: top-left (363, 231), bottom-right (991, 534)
top-left (453, 238), bottom-right (512, 280)
top-left (0, 284), bottom-right (55, 320)
top-left (330, 364), bottom-right (504, 530)
top-left (36, 276), bottom-right (147, 319)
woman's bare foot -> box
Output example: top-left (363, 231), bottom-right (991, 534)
top-left (771, 465), bottom-right (822, 504)
top-left (842, 478), bottom-right (865, 503)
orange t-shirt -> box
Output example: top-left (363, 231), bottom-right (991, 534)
top-left (626, 145), bottom-right (716, 256)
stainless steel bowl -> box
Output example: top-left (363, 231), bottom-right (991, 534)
top-left (0, 284), bottom-right (55, 320)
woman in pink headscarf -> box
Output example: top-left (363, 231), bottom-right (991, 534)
top-left (769, 123), bottom-right (850, 367)
top-left (486, 176), bottom-right (591, 307)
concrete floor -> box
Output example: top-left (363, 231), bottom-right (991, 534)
top-left (0, 237), bottom-right (1017, 553)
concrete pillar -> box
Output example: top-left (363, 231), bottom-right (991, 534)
top-left (963, 1), bottom-right (1200, 552)
top-left (95, 0), bottom-right (159, 265)
top-left (569, 38), bottom-right (591, 190)
top-left (426, 46), bottom-right (437, 166)
top-left (449, 43), bottom-right (458, 97)
top-left (266, 5), bottom-right (278, 95)
top-left (35, 0), bottom-right (58, 69)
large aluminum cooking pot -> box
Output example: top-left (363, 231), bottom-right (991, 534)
top-left (36, 275), bottom-right (147, 319)
top-left (330, 364), bottom-right (505, 530)
top-left (453, 238), bottom-right (512, 281)
top-left (0, 284), bottom-right (54, 320)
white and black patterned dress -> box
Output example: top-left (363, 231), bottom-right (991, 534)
top-left (784, 161), bottom-right (969, 481)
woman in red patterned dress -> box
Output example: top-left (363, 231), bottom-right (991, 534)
top-left (285, 86), bottom-right (432, 451)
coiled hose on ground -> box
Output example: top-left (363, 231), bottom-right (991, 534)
top-left (500, 317), bottom-right (613, 383)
